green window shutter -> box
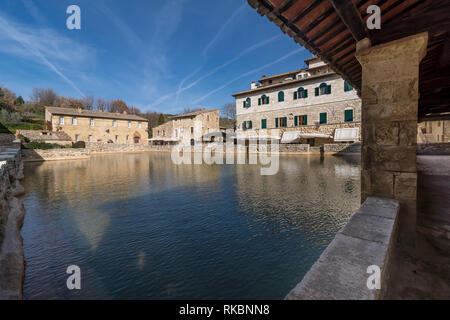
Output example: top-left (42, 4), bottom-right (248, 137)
top-left (344, 81), bottom-right (353, 92)
top-left (327, 85), bottom-right (331, 94)
top-left (261, 119), bottom-right (266, 129)
top-left (247, 98), bottom-right (251, 107)
top-left (293, 91), bottom-right (297, 100)
top-left (278, 91), bottom-right (284, 102)
top-left (304, 89), bottom-right (308, 98)
top-left (250, 121), bottom-right (253, 129)
top-left (243, 101), bottom-right (245, 108)
top-left (345, 110), bottom-right (353, 122)
top-left (304, 115), bottom-right (308, 125)
top-left (315, 87), bottom-right (319, 96)
top-left (294, 116), bottom-right (298, 126)
top-left (320, 112), bottom-right (327, 124)
top-left (266, 96), bottom-right (269, 104)
top-left (243, 122), bottom-right (246, 130)
top-left (275, 118), bottom-right (279, 128)
top-left (258, 98), bottom-right (261, 105)
top-left (283, 117), bottom-right (287, 127)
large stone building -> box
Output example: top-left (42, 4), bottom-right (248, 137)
top-left (151, 109), bottom-right (220, 145)
top-left (232, 57), bottom-right (361, 145)
top-left (418, 120), bottom-right (450, 143)
top-left (45, 107), bottom-right (149, 144)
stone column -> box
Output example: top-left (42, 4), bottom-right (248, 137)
top-left (356, 32), bottom-right (428, 246)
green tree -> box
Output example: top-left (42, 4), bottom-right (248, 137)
top-left (158, 113), bottom-right (165, 125)
top-left (15, 96), bottom-right (25, 105)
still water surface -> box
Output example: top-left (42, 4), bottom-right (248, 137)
top-left (22, 152), bottom-right (360, 299)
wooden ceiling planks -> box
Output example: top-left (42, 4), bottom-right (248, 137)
top-left (247, 0), bottom-right (449, 119)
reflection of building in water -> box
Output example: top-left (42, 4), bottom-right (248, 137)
top-left (234, 156), bottom-right (361, 241)
top-left (334, 164), bottom-right (360, 179)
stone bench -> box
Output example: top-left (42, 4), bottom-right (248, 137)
top-left (286, 197), bottom-right (399, 300)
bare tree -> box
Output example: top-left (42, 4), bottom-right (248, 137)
top-left (110, 99), bottom-right (129, 113)
top-left (183, 107), bottom-right (203, 114)
top-left (220, 102), bottom-right (236, 120)
top-left (30, 88), bottom-right (57, 106)
top-left (81, 95), bottom-right (95, 110)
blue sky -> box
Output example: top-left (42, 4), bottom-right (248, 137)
top-left (0, 0), bottom-right (312, 114)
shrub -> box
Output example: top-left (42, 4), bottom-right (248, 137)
top-left (72, 141), bottom-right (86, 148)
top-left (24, 141), bottom-right (70, 150)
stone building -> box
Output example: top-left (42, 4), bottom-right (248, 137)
top-left (232, 57), bottom-right (361, 146)
top-left (45, 107), bottom-right (149, 144)
top-left (418, 120), bottom-right (450, 143)
top-left (151, 109), bottom-right (220, 145)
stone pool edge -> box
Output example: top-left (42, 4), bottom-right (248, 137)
top-left (0, 143), bottom-right (26, 300)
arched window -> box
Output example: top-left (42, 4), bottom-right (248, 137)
top-left (260, 95), bottom-right (269, 105)
top-left (278, 91), bottom-right (284, 102)
top-left (245, 97), bottom-right (251, 108)
top-left (316, 83), bottom-right (331, 96)
top-left (294, 87), bottom-right (308, 99)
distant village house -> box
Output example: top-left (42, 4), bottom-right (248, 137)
top-left (151, 109), bottom-right (221, 146)
top-left (45, 107), bottom-right (149, 144)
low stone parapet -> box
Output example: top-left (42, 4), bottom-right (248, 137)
top-left (286, 197), bottom-right (399, 300)
top-left (417, 143), bottom-right (450, 155)
top-left (22, 148), bottom-right (90, 162)
top-left (0, 146), bottom-right (25, 300)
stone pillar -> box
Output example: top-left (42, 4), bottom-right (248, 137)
top-left (356, 32), bottom-right (428, 246)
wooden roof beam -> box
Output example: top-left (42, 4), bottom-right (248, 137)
top-left (328, 0), bottom-right (369, 41)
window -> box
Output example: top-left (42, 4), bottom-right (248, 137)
top-left (90, 118), bottom-right (94, 126)
top-left (75, 134), bottom-right (79, 142)
top-left (72, 117), bottom-right (77, 125)
top-left (163, 130), bottom-right (166, 136)
top-left (344, 109), bottom-right (354, 122)
top-left (157, 130), bottom-right (160, 135)
top-left (139, 122), bottom-right (142, 128)
top-left (315, 83), bottom-right (331, 96)
top-left (258, 95), bottom-right (269, 105)
top-left (294, 87), bottom-right (308, 99)
top-left (243, 97), bottom-right (251, 108)
top-left (344, 81), bottom-right (353, 92)
top-left (128, 121), bottom-right (131, 128)
top-left (319, 112), bottom-right (327, 124)
top-left (191, 127), bottom-right (194, 134)
top-left (89, 135), bottom-right (93, 142)
top-left (278, 91), bottom-right (284, 102)
top-left (261, 119), bottom-right (267, 129)
top-left (242, 120), bottom-right (252, 130)
top-left (59, 116), bottom-right (64, 125)
top-left (113, 120), bottom-right (117, 127)
top-left (126, 135), bottom-right (129, 142)
top-left (115, 135), bottom-right (119, 143)
top-left (294, 115), bottom-right (308, 126)
top-left (275, 117), bottom-right (287, 128)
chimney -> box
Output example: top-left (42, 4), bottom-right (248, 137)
top-left (251, 81), bottom-right (257, 89)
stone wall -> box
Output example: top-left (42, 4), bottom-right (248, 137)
top-left (0, 134), bottom-right (16, 146)
top-left (417, 143), bottom-right (450, 155)
top-left (324, 142), bottom-right (361, 154)
top-left (22, 148), bottom-right (90, 162)
top-left (86, 142), bottom-right (157, 153)
top-left (0, 144), bottom-right (26, 300)
top-left (286, 197), bottom-right (399, 300)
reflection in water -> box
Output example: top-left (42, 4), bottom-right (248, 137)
top-left (22, 153), bottom-right (360, 299)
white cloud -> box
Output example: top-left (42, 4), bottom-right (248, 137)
top-left (0, 14), bottom-right (95, 97)
top-left (191, 47), bottom-right (304, 104)
top-left (202, 2), bottom-right (247, 57)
